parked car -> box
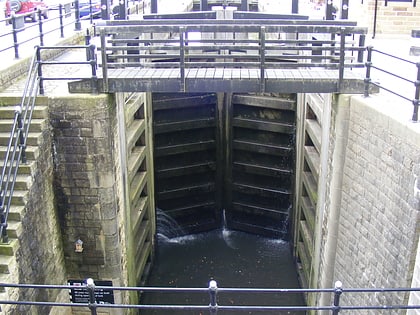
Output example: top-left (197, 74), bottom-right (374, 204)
top-left (78, 0), bottom-right (101, 18)
top-left (5, 0), bottom-right (48, 22)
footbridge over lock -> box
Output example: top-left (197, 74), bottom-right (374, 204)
top-left (57, 18), bottom-right (369, 240)
top-left (66, 18), bottom-right (368, 238)
top-left (70, 19), bottom-right (368, 95)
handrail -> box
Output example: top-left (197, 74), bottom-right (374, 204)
top-left (36, 44), bottom-right (98, 94)
top-left (0, 43), bottom-right (97, 243)
top-left (0, 47), bottom-right (40, 243)
top-left (0, 279), bottom-right (419, 314)
top-left (364, 46), bottom-right (420, 122)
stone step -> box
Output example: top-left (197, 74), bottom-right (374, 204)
top-left (0, 145), bottom-right (39, 161)
top-left (0, 101), bottom-right (46, 288)
top-left (0, 256), bottom-right (14, 275)
top-left (4, 190), bottom-right (28, 206)
top-left (7, 205), bottom-right (24, 222)
top-left (0, 102), bottom-right (48, 119)
top-left (1, 174), bottom-right (33, 191)
top-left (0, 160), bottom-right (35, 176)
top-left (0, 239), bottom-right (19, 257)
top-left (0, 118), bottom-right (47, 133)
top-left (0, 132), bottom-right (43, 146)
top-left (5, 221), bottom-right (22, 239)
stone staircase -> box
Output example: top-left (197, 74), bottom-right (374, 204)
top-left (0, 98), bottom-right (48, 290)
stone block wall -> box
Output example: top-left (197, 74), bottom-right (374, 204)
top-left (332, 94), bottom-right (420, 308)
top-left (49, 94), bottom-right (127, 314)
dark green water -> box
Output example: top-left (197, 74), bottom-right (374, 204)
top-left (140, 228), bottom-right (305, 315)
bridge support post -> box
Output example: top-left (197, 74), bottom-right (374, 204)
top-left (151, 0), bottom-right (157, 13)
top-left (364, 46), bottom-right (373, 98)
top-left (201, 0), bottom-right (208, 11)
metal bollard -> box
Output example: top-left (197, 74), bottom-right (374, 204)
top-left (209, 280), bottom-right (218, 315)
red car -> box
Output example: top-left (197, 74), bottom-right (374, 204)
top-left (6, 0), bottom-right (49, 22)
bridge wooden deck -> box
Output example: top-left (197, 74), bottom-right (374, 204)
top-left (69, 67), bottom-right (366, 93)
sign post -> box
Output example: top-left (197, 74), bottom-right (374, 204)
top-left (68, 279), bottom-right (115, 305)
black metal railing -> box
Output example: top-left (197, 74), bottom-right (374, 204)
top-left (98, 20), bottom-right (367, 93)
top-left (35, 44), bottom-right (98, 94)
top-left (364, 46), bottom-right (420, 122)
top-left (0, 0), bottom-right (94, 60)
top-left (0, 0), bottom-right (144, 61)
top-left (0, 42), bottom-right (96, 243)
top-left (0, 47), bottom-right (40, 243)
top-left (0, 279), bottom-right (419, 314)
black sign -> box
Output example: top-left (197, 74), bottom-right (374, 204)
top-left (68, 279), bottom-right (115, 304)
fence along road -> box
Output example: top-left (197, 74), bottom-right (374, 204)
top-left (0, 0), bottom-right (150, 72)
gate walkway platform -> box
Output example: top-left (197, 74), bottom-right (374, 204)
top-left (69, 67), bottom-right (365, 94)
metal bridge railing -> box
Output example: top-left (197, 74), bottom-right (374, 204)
top-left (364, 46), bottom-right (420, 122)
top-left (0, 45), bottom-right (40, 244)
top-left (35, 44), bottom-right (98, 94)
top-left (0, 279), bottom-right (420, 314)
top-left (98, 20), bottom-right (367, 93)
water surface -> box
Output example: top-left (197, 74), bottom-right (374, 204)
top-left (141, 229), bottom-right (305, 315)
